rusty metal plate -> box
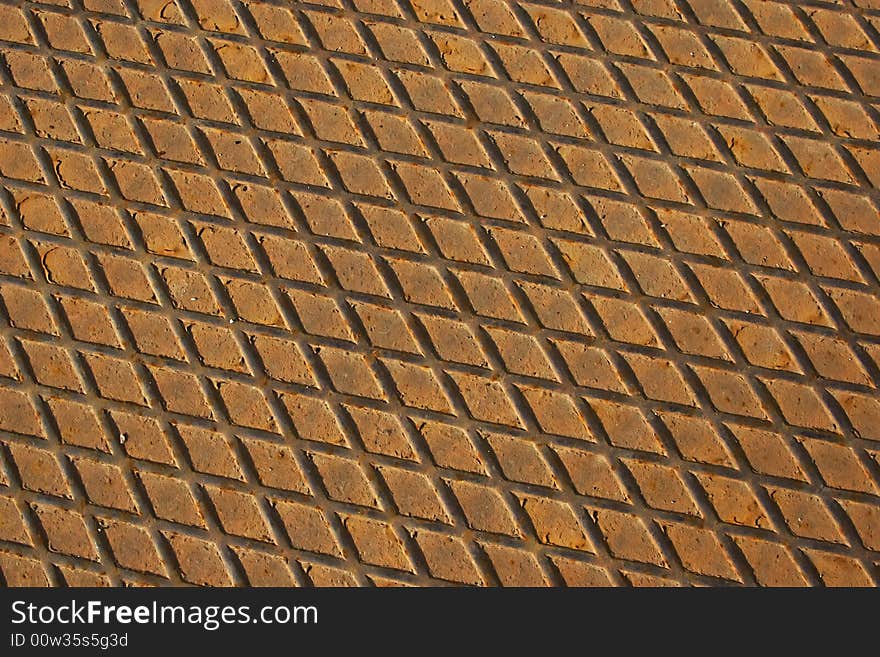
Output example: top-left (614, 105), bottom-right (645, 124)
top-left (0, 0), bottom-right (879, 587)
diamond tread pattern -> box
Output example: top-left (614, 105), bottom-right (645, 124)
top-left (0, 0), bottom-right (879, 587)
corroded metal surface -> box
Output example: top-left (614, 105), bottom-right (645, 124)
top-left (0, 0), bottom-right (879, 586)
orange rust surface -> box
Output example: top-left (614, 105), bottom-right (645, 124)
top-left (0, 0), bottom-right (879, 587)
